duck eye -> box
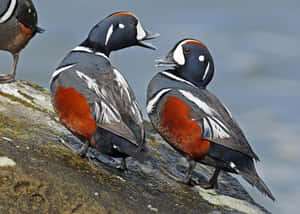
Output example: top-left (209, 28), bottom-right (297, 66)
top-left (183, 47), bottom-right (191, 54)
top-left (198, 55), bottom-right (205, 62)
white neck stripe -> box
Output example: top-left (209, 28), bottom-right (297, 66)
top-left (161, 71), bottom-right (196, 87)
top-left (105, 24), bottom-right (114, 46)
top-left (0, 0), bottom-right (17, 23)
top-left (72, 46), bottom-right (109, 61)
top-left (203, 62), bottom-right (210, 80)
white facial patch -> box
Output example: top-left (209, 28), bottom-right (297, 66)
top-left (173, 40), bottom-right (196, 65)
top-left (0, 0), bottom-right (17, 23)
top-left (105, 24), bottom-right (114, 46)
top-left (199, 55), bottom-right (205, 62)
top-left (179, 90), bottom-right (218, 116)
top-left (136, 20), bottom-right (146, 40)
top-left (119, 23), bottom-right (125, 29)
top-left (147, 88), bottom-right (172, 113)
top-left (202, 62), bottom-right (210, 80)
top-left (173, 41), bottom-right (185, 65)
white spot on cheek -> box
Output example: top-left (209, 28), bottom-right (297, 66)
top-left (105, 24), bottom-right (114, 46)
top-left (199, 55), bottom-right (205, 62)
top-left (119, 24), bottom-right (125, 29)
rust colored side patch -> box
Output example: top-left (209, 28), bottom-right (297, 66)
top-left (161, 96), bottom-right (210, 158)
top-left (54, 87), bottom-right (97, 141)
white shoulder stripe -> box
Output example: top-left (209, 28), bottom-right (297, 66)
top-left (147, 88), bottom-right (172, 113)
top-left (161, 71), bottom-right (196, 87)
top-left (0, 0), bottom-right (17, 23)
top-left (179, 90), bottom-right (217, 116)
top-left (51, 64), bottom-right (76, 82)
top-left (105, 24), bottom-right (114, 46)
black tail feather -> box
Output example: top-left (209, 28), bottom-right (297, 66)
top-left (207, 142), bottom-right (275, 201)
top-left (239, 170), bottom-right (275, 201)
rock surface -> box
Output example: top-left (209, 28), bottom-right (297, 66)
top-left (0, 81), bottom-right (270, 214)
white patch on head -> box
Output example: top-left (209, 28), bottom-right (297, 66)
top-left (119, 23), bottom-right (125, 29)
top-left (75, 70), bottom-right (102, 98)
top-left (105, 24), bottom-right (114, 46)
top-left (230, 162), bottom-right (236, 168)
top-left (179, 90), bottom-right (217, 116)
top-left (51, 64), bottom-right (76, 82)
top-left (113, 145), bottom-right (118, 149)
top-left (0, 0), bottom-right (17, 23)
top-left (173, 41), bottom-right (185, 65)
top-left (136, 20), bottom-right (146, 40)
top-left (206, 117), bottom-right (230, 139)
top-left (113, 69), bottom-right (131, 100)
top-left (28, 8), bottom-right (32, 13)
top-left (202, 62), bottom-right (210, 80)
top-left (161, 71), bottom-right (196, 87)
top-left (199, 55), bottom-right (205, 62)
top-left (147, 88), bottom-right (172, 113)
top-left (100, 101), bottom-right (120, 123)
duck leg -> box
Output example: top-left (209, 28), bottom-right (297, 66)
top-left (59, 137), bottom-right (89, 157)
top-left (202, 167), bottom-right (221, 189)
top-left (0, 53), bottom-right (19, 83)
top-left (164, 159), bottom-right (196, 184)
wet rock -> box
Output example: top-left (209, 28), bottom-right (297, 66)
top-left (0, 80), bottom-right (270, 214)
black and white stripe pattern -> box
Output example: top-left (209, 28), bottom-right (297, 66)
top-left (147, 88), bottom-right (172, 114)
top-left (0, 0), bottom-right (17, 23)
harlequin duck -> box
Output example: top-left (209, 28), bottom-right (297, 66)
top-left (146, 38), bottom-right (275, 201)
top-left (50, 11), bottom-right (159, 168)
top-left (0, 0), bottom-right (43, 83)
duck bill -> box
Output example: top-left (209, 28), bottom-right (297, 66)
top-left (35, 26), bottom-right (45, 33)
top-left (138, 30), bottom-right (160, 50)
top-left (155, 52), bottom-right (177, 68)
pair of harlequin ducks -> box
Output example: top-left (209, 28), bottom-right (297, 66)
top-left (0, 1), bottom-right (275, 201)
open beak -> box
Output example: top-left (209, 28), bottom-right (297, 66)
top-left (36, 26), bottom-right (45, 33)
top-left (138, 30), bottom-right (160, 50)
top-left (155, 52), bottom-right (177, 67)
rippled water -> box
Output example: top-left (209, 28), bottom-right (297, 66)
top-left (1, 1), bottom-right (299, 213)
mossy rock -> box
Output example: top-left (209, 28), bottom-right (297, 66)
top-left (0, 81), bottom-right (270, 214)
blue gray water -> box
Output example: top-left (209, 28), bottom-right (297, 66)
top-left (1, 1), bottom-right (299, 213)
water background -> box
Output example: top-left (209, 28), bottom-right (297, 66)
top-left (1, 1), bottom-right (299, 213)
